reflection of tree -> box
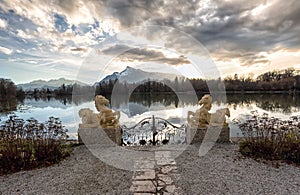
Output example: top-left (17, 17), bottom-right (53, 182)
top-left (129, 93), bottom-right (179, 108)
top-left (227, 93), bottom-right (300, 113)
top-left (128, 81), bottom-right (179, 108)
top-left (256, 94), bottom-right (296, 113)
top-left (0, 98), bottom-right (19, 113)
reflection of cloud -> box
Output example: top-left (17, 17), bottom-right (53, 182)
top-left (102, 45), bottom-right (190, 66)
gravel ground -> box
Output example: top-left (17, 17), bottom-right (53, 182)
top-left (0, 143), bottom-right (300, 194)
top-left (173, 143), bottom-right (300, 194)
top-left (0, 145), bottom-right (133, 194)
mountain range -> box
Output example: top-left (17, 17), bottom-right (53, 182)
top-left (18, 78), bottom-right (88, 91)
top-left (18, 67), bottom-right (184, 90)
top-left (97, 66), bottom-right (184, 85)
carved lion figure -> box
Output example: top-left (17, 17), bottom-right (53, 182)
top-left (78, 108), bottom-right (100, 128)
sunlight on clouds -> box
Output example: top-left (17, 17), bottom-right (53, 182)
top-left (0, 18), bottom-right (7, 28)
top-left (61, 1), bottom-right (94, 25)
top-left (0, 45), bottom-right (12, 55)
top-left (251, 1), bottom-right (273, 16)
top-left (16, 29), bottom-right (33, 39)
top-left (267, 49), bottom-right (300, 69)
top-left (0, 0), bottom-right (299, 83)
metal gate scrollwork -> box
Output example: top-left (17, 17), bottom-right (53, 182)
top-left (121, 115), bottom-right (186, 146)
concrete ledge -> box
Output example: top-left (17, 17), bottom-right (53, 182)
top-left (186, 126), bottom-right (230, 144)
top-left (78, 126), bottom-right (122, 146)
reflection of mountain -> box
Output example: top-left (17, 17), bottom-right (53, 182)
top-left (22, 96), bottom-right (94, 109)
top-left (97, 66), bottom-right (184, 84)
top-left (23, 98), bottom-right (71, 109)
top-left (18, 78), bottom-right (88, 91)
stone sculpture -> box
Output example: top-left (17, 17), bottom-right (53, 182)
top-left (78, 95), bottom-right (120, 129)
top-left (210, 108), bottom-right (230, 127)
top-left (187, 94), bottom-right (230, 128)
top-left (94, 95), bottom-right (120, 128)
top-left (78, 108), bottom-right (100, 128)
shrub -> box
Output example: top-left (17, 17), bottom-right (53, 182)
top-left (234, 111), bottom-right (300, 165)
top-left (0, 116), bottom-right (70, 175)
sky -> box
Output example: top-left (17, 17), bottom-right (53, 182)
top-left (0, 0), bottom-right (300, 84)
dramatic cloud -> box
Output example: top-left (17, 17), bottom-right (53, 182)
top-left (96, 0), bottom-right (300, 67)
top-left (102, 45), bottom-right (190, 66)
top-left (0, 18), bottom-right (7, 28)
top-left (0, 0), bottom-right (299, 83)
top-left (0, 45), bottom-right (12, 55)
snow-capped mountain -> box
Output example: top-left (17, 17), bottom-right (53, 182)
top-left (100, 72), bottom-right (121, 83)
top-left (97, 66), bottom-right (184, 84)
top-left (18, 78), bottom-right (88, 91)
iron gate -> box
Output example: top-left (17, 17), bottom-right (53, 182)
top-left (121, 115), bottom-right (186, 146)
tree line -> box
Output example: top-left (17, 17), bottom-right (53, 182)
top-left (95, 68), bottom-right (300, 95)
top-left (1, 68), bottom-right (300, 101)
top-left (0, 79), bottom-right (25, 100)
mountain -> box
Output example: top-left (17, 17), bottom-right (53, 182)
top-left (97, 66), bottom-right (184, 84)
top-left (18, 78), bottom-right (88, 91)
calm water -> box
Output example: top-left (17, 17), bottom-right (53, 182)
top-left (1, 93), bottom-right (300, 139)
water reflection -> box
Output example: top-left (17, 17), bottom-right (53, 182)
top-left (0, 99), bottom-right (20, 114)
top-left (227, 93), bottom-right (300, 113)
top-left (1, 93), bottom-right (300, 139)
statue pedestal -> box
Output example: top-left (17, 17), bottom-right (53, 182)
top-left (186, 126), bottom-right (230, 144)
top-left (78, 126), bottom-right (122, 146)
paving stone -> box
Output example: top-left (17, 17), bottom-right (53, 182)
top-left (157, 179), bottom-right (165, 186)
top-left (157, 174), bottom-right (173, 185)
top-left (160, 165), bottom-right (177, 174)
top-left (133, 170), bottom-right (156, 180)
top-left (155, 151), bottom-right (171, 158)
top-left (157, 186), bottom-right (164, 191)
top-left (165, 185), bottom-right (176, 193)
top-left (156, 159), bottom-right (175, 165)
top-left (130, 180), bottom-right (156, 193)
top-left (134, 161), bottom-right (155, 170)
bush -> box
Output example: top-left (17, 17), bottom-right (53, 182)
top-left (0, 116), bottom-right (70, 175)
top-left (234, 111), bottom-right (300, 165)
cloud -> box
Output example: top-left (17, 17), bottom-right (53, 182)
top-left (70, 47), bottom-right (88, 52)
top-left (0, 18), bottom-right (7, 28)
top-left (94, 0), bottom-right (300, 67)
top-left (0, 0), bottom-right (300, 84)
top-left (101, 45), bottom-right (190, 66)
top-left (0, 45), bottom-right (12, 55)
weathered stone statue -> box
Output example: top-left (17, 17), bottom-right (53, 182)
top-left (94, 95), bottom-right (120, 128)
top-left (187, 94), bottom-right (230, 128)
top-left (78, 95), bottom-right (120, 129)
top-left (78, 108), bottom-right (100, 128)
top-left (78, 95), bottom-right (122, 145)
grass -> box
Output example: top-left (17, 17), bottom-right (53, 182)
top-left (0, 116), bottom-right (72, 175)
top-left (234, 111), bottom-right (300, 165)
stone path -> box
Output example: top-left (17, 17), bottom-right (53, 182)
top-left (130, 151), bottom-right (183, 194)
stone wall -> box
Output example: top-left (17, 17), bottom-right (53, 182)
top-left (78, 126), bottom-right (122, 146)
top-left (186, 126), bottom-right (230, 144)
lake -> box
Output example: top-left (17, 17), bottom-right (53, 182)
top-left (1, 93), bottom-right (300, 140)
